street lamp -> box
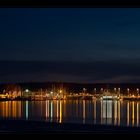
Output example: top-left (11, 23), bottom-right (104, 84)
top-left (59, 89), bottom-right (63, 98)
top-left (94, 88), bottom-right (96, 94)
top-left (83, 88), bottom-right (86, 94)
top-left (137, 88), bottom-right (139, 96)
top-left (127, 88), bottom-right (130, 96)
top-left (59, 90), bottom-right (62, 94)
top-left (118, 88), bottom-right (121, 96)
top-left (50, 91), bottom-right (53, 97)
top-left (25, 89), bottom-right (29, 98)
top-left (25, 89), bottom-right (29, 93)
top-left (100, 88), bottom-right (103, 92)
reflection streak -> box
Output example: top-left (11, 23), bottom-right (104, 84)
top-left (83, 100), bottom-right (85, 124)
top-left (114, 101), bottom-right (117, 125)
top-left (118, 101), bottom-right (120, 126)
top-left (57, 100), bottom-right (59, 120)
top-left (50, 101), bottom-right (53, 122)
top-left (0, 100), bottom-right (139, 127)
top-left (137, 102), bottom-right (139, 127)
top-left (26, 101), bottom-right (28, 120)
top-left (132, 101), bottom-right (134, 126)
top-left (59, 100), bottom-right (62, 123)
top-left (127, 102), bottom-right (129, 126)
top-left (94, 100), bottom-right (96, 123)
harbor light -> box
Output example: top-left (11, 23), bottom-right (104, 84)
top-left (132, 94), bottom-right (135, 97)
top-left (25, 89), bottom-right (29, 93)
top-left (114, 88), bottom-right (116, 91)
top-left (127, 88), bottom-right (130, 96)
top-left (59, 90), bottom-right (62, 94)
top-left (83, 88), bottom-right (86, 93)
top-left (101, 88), bottom-right (103, 91)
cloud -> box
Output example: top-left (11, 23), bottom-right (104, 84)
top-left (0, 60), bottom-right (140, 83)
top-left (91, 75), bottom-right (140, 83)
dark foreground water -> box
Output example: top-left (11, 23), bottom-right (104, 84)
top-left (0, 100), bottom-right (139, 127)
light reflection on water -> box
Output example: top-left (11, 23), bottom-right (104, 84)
top-left (0, 100), bottom-right (140, 127)
top-left (25, 101), bottom-right (28, 120)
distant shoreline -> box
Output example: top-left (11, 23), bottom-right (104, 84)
top-left (0, 98), bottom-right (140, 102)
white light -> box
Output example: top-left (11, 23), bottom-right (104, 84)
top-left (25, 89), bottom-right (29, 93)
top-left (103, 96), bottom-right (112, 99)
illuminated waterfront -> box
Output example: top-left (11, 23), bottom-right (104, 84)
top-left (0, 100), bottom-right (140, 127)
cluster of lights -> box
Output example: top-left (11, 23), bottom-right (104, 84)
top-left (114, 88), bottom-right (120, 91)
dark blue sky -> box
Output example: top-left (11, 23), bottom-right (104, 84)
top-left (0, 8), bottom-right (140, 83)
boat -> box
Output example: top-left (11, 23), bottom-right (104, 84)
top-left (100, 91), bottom-right (120, 100)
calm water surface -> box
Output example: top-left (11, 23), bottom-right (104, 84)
top-left (0, 100), bottom-right (139, 127)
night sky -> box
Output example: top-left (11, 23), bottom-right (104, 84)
top-left (1, 8), bottom-right (140, 83)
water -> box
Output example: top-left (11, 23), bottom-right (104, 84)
top-left (0, 100), bottom-right (139, 127)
